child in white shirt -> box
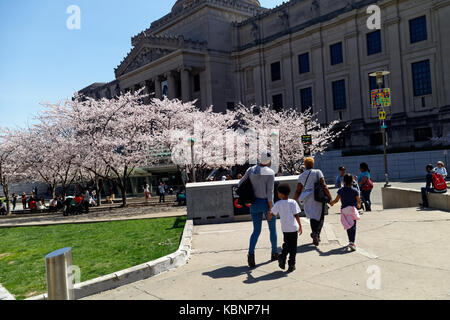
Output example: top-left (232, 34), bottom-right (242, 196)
top-left (268, 184), bottom-right (302, 273)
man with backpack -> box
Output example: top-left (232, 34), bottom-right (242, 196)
top-left (420, 164), bottom-right (447, 208)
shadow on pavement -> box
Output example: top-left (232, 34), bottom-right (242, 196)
top-left (297, 243), bottom-right (317, 254)
top-left (317, 246), bottom-right (352, 256)
top-left (203, 260), bottom-right (288, 283)
top-left (243, 271), bottom-right (288, 284)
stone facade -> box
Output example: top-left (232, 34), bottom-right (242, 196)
top-left (80, 0), bottom-right (450, 151)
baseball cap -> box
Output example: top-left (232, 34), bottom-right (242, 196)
top-left (260, 151), bottom-right (272, 165)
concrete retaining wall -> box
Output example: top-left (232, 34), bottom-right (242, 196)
top-left (0, 285), bottom-right (15, 301)
top-left (316, 149), bottom-right (450, 182)
top-left (26, 219), bottom-right (193, 300)
top-left (186, 176), bottom-right (300, 225)
top-left (382, 187), bottom-right (450, 211)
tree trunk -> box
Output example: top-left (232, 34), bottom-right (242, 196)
top-left (61, 185), bottom-right (67, 199)
top-left (95, 177), bottom-right (101, 207)
top-left (120, 184), bottom-right (127, 207)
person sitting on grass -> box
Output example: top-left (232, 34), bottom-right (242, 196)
top-left (0, 200), bottom-right (6, 215)
top-left (268, 184), bottom-right (302, 273)
top-left (329, 174), bottom-right (362, 252)
top-left (176, 188), bottom-right (186, 206)
top-left (37, 198), bottom-right (46, 210)
top-left (49, 197), bottom-right (58, 212)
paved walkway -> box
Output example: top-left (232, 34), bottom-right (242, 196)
top-left (85, 206), bottom-right (450, 300)
top-left (0, 207), bottom-right (187, 228)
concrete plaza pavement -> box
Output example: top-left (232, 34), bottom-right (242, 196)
top-left (85, 206), bottom-right (450, 300)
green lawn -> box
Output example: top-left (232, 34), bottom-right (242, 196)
top-left (0, 216), bottom-right (186, 300)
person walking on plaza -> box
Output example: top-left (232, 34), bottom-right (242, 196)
top-left (144, 184), bottom-right (151, 202)
top-left (11, 193), bottom-right (17, 211)
top-left (420, 164), bottom-right (447, 208)
top-left (238, 151), bottom-right (278, 268)
top-left (21, 192), bottom-right (27, 210)
top-left (335, 166), bottom-right (346, 188)
top-left (268, 184), bottom-right (302, 273)
top-left (329, 174), bottom-right (362, 251)
top-left (82, 189), bottom-right (91, 213)
top-left (357, 163), bottom-right (373, 212)
top-left (294, 157), bottom-right (332, 247)
top-left (158, 181), bottom-right (166, 203)
top-left (435, 161), bottom-right (447, 179)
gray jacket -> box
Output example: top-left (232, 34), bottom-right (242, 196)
top-left (238, 165), bottom-right (275, 203)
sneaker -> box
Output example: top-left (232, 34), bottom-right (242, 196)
top-left (248, 254), bottom-right (256, 268)
top-left (287, 265), bottom-right (296, 273)
top-left (278, 257), bottom-right (286, 270)
top-left (348, 243), bottom-right (357, 252)
top-left (271, 253), bottom-right (279, 261)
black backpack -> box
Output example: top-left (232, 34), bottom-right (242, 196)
top-left (236, 172), bottom-right (256, 206)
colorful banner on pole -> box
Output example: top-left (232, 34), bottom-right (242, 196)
top-left (301, 135), bottom-right (312, 145)
top-left (371, 88), bottom-right (391, 108)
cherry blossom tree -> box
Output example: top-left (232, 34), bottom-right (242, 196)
top-left (0, 129), bottom-right (29, 215)
top-left (22, 101), bottom-right (81, 199)
top-left (229, 104), bottom-right (344, 174)
top-left (167, 105), bottom-right (237, 182)
top-left (71, 90), bottom-right (163, 206)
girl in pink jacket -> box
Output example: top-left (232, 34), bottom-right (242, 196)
top-left (330, 174), bottom-right (362, 251)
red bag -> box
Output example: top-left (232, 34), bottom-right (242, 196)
top-left (432, 172), bottom-right (447, 192)
top-left (361, 178), bottom-right (374, 192)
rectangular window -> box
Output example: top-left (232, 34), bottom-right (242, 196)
top-left (412, 60), bottom-right (432, 96)
top-left (330, 42), bottom-right (343, 65)
top-left (193, 74), bottom-right (200, 92)
top-left (272, 94), bottom-right (283, 112)
top-left (271, 61), bottom-right (281, 82)
top-left (367, 30), bottom-right (382, 55)
top-left (298, 53), bottom-right (310, 74)
top-left (332, 80), bottom-right (347, 110)
top-left (414, 127), bottom-right (432, 142)
top-left (409, 15), bottom-right (428, 44)
top-left (300, 87), bottom-right (313, 113)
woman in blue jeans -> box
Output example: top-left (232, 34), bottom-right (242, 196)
top-left (238, 151), bottom-right (277, 268)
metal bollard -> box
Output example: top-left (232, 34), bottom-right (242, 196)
top-left (45, 247), bottom-right (74, 300)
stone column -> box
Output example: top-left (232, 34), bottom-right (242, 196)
top-left (386, 17), bottom-right (405, 115)
top-left (167, 71), bottom-right (176, 100)
top-left (154, 76), bottom-right (162, 99)
top-left (181, 68), bottom-right (191, 102)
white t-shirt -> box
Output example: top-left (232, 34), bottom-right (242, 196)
top-left (272, 199), bottom-right (301, 233)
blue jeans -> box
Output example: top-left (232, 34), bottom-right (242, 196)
top-left (360, 190), bottom-right (372, 211)
top-left (249, 198), bottom-right (277, 255)
top-left (421, 187), bottom-right (436, 207)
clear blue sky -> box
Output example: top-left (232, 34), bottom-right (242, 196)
top-left (0, 0), bottom-right (282, 128)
